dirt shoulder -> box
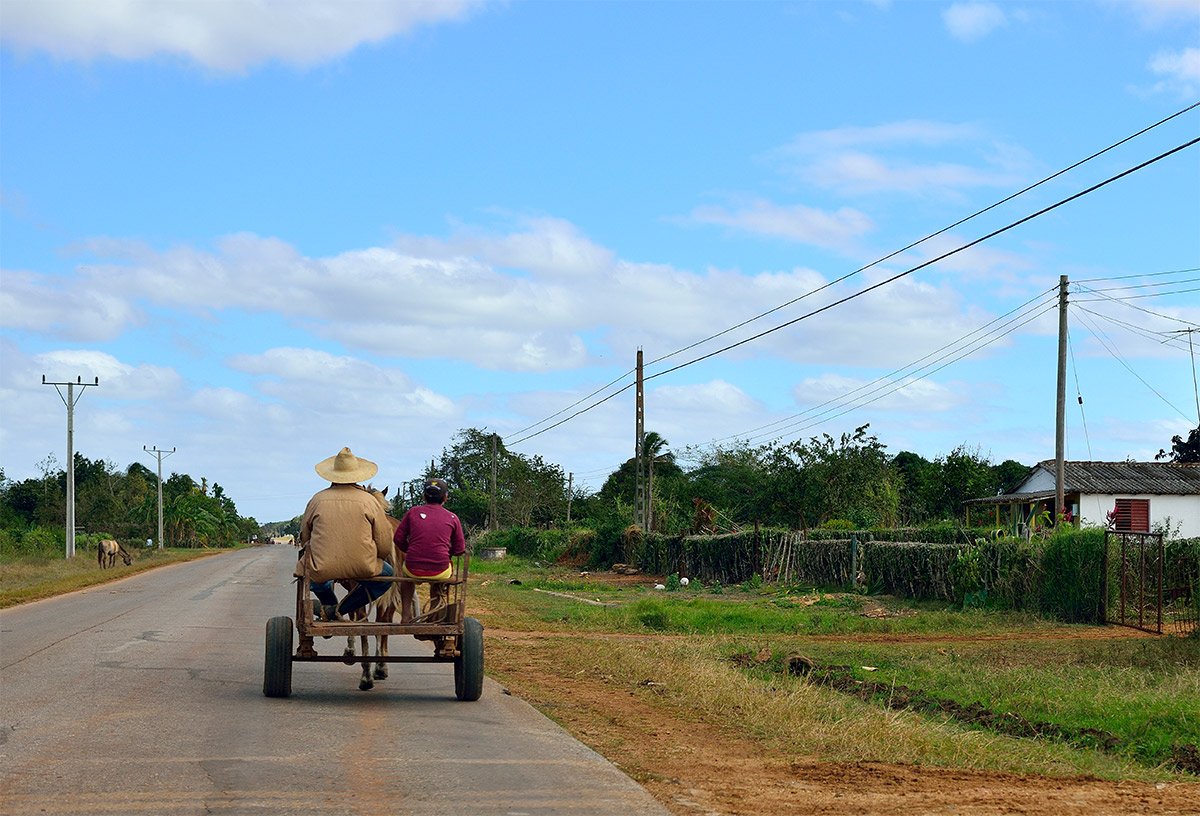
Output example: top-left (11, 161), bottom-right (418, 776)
top-left (478, 568), bottom-right (1195, 816)
top-left (486, 629), bottom-right (1197, 816)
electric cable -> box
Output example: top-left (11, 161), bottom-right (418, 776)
top-left (1072, 308), bottom-right (1194, 421)
top-left (1073, 283), bottom-right (1200, 327)
top-left (643, 101), bottom-right (1200, 371)
top-left (505, 104), bottom-right (1200, 446)
top-left (1067, 329), bottom-right (1094, 459)
top-left (705, 287), bottom-right (1057, 445)
top-left (1072, 266), bottom-right (1200, 283)
top-left (736, 302), bottom-right (1055, 447)
top-left (645, 137), bottom-right (1200, 386)
top-left (1073, 285), bottom-right (1200, 302)
top-left (1073, 304), bottom-right (1192, 352)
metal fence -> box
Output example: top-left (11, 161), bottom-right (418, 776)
top-left (1103, 530), bottom-right (1198, 636)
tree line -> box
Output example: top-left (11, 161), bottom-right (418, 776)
top-left (266, 424), bottom-right (1029, 540)
top-left (0, 453), bottom-right (258, 557)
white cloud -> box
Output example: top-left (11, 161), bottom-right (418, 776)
top-left (0, 268), bottom-right (143, 341)
top-left (688, 200), bottom-right (874, 251)
top-left (774, 121), bottom-right (1028, 197)
top-left (0, 0), bottom-right (481, 73)
top-left (943, 2), bottom-right (1008, 42)
top-left (228, 347), bottom-right (459, 418)
top-left (793, 373), bottom-right (965, 414)
top-left (1118, 0), bottom-right (1200, 27)
top-left (1149, 47), bottom-right (1200, 97)
top-left (34, 349), bottom-right (182, 399)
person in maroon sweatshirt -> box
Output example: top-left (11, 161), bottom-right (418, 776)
top-left (394, 478), bottom-right (465, 623)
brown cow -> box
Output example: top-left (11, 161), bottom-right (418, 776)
top-left (98, 539), bottom-right (132, 568)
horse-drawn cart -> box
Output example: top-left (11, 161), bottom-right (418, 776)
top-left (263, 553), bottom-right (482, 700)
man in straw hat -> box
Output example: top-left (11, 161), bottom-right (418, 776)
top-left (294, 447), bottom-right (396, 621)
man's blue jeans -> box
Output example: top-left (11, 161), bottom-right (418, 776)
top-left (310, 561), bottom-right (395, 614)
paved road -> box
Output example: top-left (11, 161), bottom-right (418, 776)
top-left (0, 546), bottom-right (670, 815)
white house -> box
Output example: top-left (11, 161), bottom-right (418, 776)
top-left (965, 461), bottom-right (1200, 538)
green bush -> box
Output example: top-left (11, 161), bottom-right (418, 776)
top-left (1041, 526), bottom-right (1106, 623)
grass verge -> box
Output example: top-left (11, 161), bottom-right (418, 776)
top-left (472, 560), bottom-right (1199, 782)
top-left (0, 546), bottom-right (235, 608)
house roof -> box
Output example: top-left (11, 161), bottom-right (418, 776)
top-left (965, 462), bottom-right (1200, 506)
top-left (1030, 460), bottom-right (1200, 495)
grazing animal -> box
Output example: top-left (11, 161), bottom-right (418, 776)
top-left (98, 539), bottom-right (132, 569)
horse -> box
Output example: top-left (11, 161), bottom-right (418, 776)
top-left (337, 485), bottom-right (405, 691)
top-left (98, 539), bottom-right (132, 568)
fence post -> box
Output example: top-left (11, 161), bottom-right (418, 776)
top-left (850, 534), bottom-right (859, 591)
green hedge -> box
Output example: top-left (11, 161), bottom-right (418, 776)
top-left (471, 527), bottom-right (595, 563)
top-left (863, 541), bottom-right (965, 601)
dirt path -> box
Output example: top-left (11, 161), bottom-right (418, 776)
top-left (485, 627), bottom-right (1197, 815)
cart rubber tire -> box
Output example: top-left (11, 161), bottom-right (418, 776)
top-left (454, 616), bottom-right (484, 701)
top-left (264, 616), bottom-right (294, 698)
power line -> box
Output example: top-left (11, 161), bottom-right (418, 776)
top-left (504, 103), bottom-right (1200, 448)
top-left (643, 101), bottom-right (1200, 371)
top-left (1072, 309), bottom-right (1194, 421)
top-left (644, 137), bottom-right (1200, 386)
top-left (1073, 305), bottom-right (1192, 352)
top-left (1072, 266), bottom-right (1200, 284)
top-left (1073, 283), bottom-right (1200, 328)
top-left (1066, 329), bottom-right (1094, 459)
top-left (1073, 285), bottom-right (1200, 302)
top-left (507, 135), bottom-right (1198, 448)
top-left (1080, 276), bottom-right (1200, 293)
top-left (506, 367), bottom-right (635, 438)
top-left (705, 287), bottom-right (1058, 445)
top-left (734, 301), bottom-right (1055, 447)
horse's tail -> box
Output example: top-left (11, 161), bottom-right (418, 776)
top-left (379, 582), bottom-right (401, 617)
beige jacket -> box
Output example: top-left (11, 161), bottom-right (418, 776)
top-left (294, 484), bottom-right (394, 582)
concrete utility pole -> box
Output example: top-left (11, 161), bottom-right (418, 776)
top-left (489, 433), bottom-right (499, 531)
top-left (635, 349), bottom-right (646, 533)
top-left (144, 446), bottom-right (175, 550)
top-left (42, 375), bottom-right (99, 559)
top-left (1055, 275), bottom-right (1069, 523)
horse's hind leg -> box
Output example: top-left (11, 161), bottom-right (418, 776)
top-left (373, 634), bottom-right (388, 680)
top-left (358, 633), bottom-right (373, 690)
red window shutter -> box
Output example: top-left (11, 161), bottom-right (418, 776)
top-left (1114, 498), bottom-right (1150, 532)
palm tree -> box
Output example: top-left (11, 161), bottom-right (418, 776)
top-left (642, 431), bottom-right (673, 532)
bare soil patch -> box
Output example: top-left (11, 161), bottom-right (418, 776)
top-left (485, 623), bottom-right (1196, 815)
top-left (20, 558), bottom-right (1194, 812)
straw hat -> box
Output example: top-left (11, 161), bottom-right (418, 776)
top-left (315, 447), bottom-right (378, 484)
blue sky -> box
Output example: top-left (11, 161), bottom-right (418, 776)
top-left (2, 0), bottom-right (1198, 524)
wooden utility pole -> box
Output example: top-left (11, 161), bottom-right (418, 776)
top-left (42, 375), bottom-right (99, 559)
top-left (635, 349), bottom-right (646, 533)
top-left (1055, 274), bottom-right (1068, 523)
top-left (144, 445), bottom-right (175, 550)
top-left (489, 433), bottom-right (499, 531)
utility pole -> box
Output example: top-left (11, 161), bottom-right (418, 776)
top-left (489, 433), bottom-right (499, 531)
top-left (42, 374), bottom-right (99, 559)
top-left (635, 348), bottom-right (646, 533)
top-left (1055, 275), bottom-right (1068, 524)
top-left (566, 472), bottom-right (573, 525)
top-left (144, 445), bottom-right (175, 550)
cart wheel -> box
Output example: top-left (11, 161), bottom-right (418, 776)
top-left (264, 616), bottom-right (294, 698)
top-left (454, 616), bottom-right (484, 701)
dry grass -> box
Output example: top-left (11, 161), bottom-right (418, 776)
top-left (486, 632), bottom-right (1174, 781)
top-left (0, 547), bottom-right (227, 608)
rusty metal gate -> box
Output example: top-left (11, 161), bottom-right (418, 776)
top-left (1103, 529), bottom-right (1198, 636)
